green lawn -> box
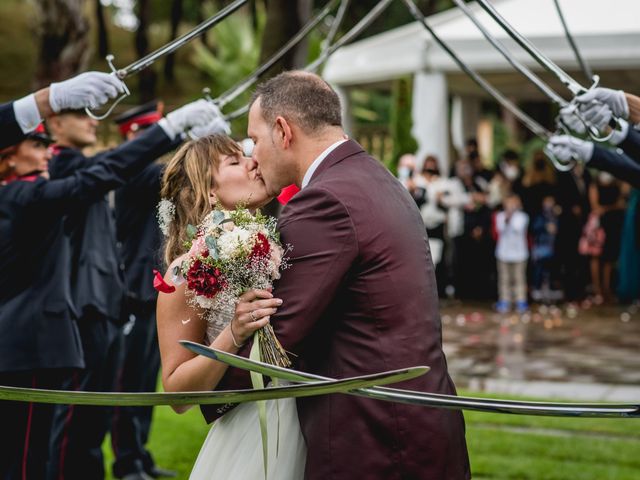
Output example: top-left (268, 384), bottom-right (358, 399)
top-left (103, 390), bottom-right (640, 479)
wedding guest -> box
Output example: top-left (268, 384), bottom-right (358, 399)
top-left (587, 172), bottom-right (626, 304)
top-left (531, 195), bottom-right (559, 302)
top-left (495, 193), bottom-right (529, 313)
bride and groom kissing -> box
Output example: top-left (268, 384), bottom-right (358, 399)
top-left (156, 71), bottom-right (470, 479)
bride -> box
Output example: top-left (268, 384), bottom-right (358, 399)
top-left (155, 134), bottom-right (306, 479)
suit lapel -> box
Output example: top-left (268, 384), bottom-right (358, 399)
top-left (308, 139), bottom-right (365, 186)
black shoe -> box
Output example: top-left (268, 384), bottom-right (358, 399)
top-left (145, 466), bottom-right (178, 479)
top-left (122, 473), bottom-right (154, 480)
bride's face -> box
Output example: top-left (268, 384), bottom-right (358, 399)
top-left (211, 151), bottom-right (272, 210)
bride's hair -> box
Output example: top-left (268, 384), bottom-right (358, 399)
top-left (160, 134), bottom-right (242, 266)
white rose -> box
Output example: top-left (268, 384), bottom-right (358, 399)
top-left (217, 227), bottom-right (252, 259)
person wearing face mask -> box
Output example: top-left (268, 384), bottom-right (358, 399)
top-left (521, 150), bottom-right (557, 218)
top-left (585, 172), bottom-right (626, 305)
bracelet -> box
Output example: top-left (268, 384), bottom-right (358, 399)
top-left (229, 321), bottom-right (245, 348)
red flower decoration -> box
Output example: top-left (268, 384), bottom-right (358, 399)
top-left (186, 260), bottom-right (226, 298)
top-left (250, 233), bottom-right (271, 260)
top-left (153, 269), bottom-right (176, 294)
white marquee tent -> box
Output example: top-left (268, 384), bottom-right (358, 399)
top-left (323, 0), bottom-right (640, 167)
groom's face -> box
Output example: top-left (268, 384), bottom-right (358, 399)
top-left (247, 98), bottom-right (291, 197)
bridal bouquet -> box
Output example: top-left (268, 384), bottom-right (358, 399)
top-left (177, 207), bottom-right (291, 367)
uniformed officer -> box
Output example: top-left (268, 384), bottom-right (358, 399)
top-left (0, 101), bottom-right (175, 479)
top-left (44, 99), bottom-right (225, 480)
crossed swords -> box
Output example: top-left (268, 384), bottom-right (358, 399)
top-left (0, 340), bottom-right (637, 419)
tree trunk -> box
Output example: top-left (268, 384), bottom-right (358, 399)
top-left (135, 0), bottom-right (157, 102)
top-left (259, 0), bottom-right (310, 79)
top-left (163, 0), bottom-right (184, 82)
top-left (33, 0), bottom-right (90, 89)
top-left (95, 0), bottom-right (109, 59)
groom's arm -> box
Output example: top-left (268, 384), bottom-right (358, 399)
top-left (205, 186), bottom-right (357, 413)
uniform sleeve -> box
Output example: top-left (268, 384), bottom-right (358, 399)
top-left (590, 145), bottom-right (640, 189)
top-left (16, 125), bottom-right (174, 214)
top-left (618, 127), bottom-right (640, 164)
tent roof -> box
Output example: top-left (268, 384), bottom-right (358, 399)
top-left (323, 0), bottom-right (640, 93)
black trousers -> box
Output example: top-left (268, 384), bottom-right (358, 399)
top-left (110, 300), bottom-right (161, 478)
top-left (0, 369), bottom-right (72, 480)
top-left (48, 310), bottom-right (123, 480)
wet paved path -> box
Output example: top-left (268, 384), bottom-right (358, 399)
top-left (440, 302), bottom-right (640, 401)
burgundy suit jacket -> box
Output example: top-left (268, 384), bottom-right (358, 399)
top-left (203, 140), bottom-right (470, 480)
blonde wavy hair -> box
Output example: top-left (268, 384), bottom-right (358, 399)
top-left (160, 134), bottom-right (242, 266)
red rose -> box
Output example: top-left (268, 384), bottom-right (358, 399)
top-left (186, 260), bottom-right (226, 298)
top-left (250, 233), bottom-right (271, 260)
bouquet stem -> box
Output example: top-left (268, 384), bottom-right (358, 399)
top-left (256, 325), bottom-right (291, 368)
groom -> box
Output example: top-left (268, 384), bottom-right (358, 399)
top-left (204, 71), bottom-right (470, 480)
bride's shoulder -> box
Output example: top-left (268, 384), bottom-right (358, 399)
top-left (160, 254), bottom-right (188, 293)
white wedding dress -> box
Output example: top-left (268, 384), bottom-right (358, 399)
top-left (189, 307), bottom-right (307, 480)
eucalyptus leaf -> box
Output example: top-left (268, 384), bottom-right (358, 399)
top-left (186, 224), bottom-right (197, 241)
top-left (212, 210), bottom-right (226, 225)
top-left (205, 235), bottom-right (219, 260)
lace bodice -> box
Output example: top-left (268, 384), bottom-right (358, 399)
top-left (204, 302), bottom-right (236, 344)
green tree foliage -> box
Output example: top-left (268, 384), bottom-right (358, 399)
top-left (389, 77), bottom-right (418, 173)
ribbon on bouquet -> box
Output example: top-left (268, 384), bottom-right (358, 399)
top-left (181, 341), bottom-right (640, 419)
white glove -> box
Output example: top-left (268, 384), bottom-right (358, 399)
top-left (240, 138), bottom-right (254, 157)
top-left (159, 99), bottom-right (221, 140)
top-left (546, 135), bottom-right (594, 163)
top-left (188, 116), bottom-right (231, 139)
top-left (49, 71), bottom-right (126, 113)
top-left (576, 87), bottom-right (629, 119)
top-left (558, 104), bottom-right (587, 135)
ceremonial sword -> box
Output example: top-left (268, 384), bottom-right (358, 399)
top-left (0, 365), bottom-right (427, 406)
top-left (401, 0), bottom-right (575, 172)
top-left (182, 341), bottom-right (640, 419)
top-left (223, 0), bottom-right (394, 122)
top-left (211, 0), bottom-right (343, 109)
top-left (85, 0), bottom-right (249, 120)
top-left (451, 0), bottom-right (598, 141)
top-left (474, 0), bottom-right (624, 142)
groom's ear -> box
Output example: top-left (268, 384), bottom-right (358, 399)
top-left (274, 116), bottom-right (292, 149)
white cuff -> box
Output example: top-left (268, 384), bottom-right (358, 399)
top-left (609, 119), bottom-right (630, 146)
top-left (13, 94), bottom-right (42, 134)
top-left (158, 118), bottom-right (178, 141)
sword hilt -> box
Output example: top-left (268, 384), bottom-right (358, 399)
top-left (84, 54), bottom-right (131, 121)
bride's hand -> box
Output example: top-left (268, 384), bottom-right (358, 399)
top-left (230, 289), bottom-right (282, 346)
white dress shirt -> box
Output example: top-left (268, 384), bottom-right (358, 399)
top-left (300, 139), bottom-right (348, 189)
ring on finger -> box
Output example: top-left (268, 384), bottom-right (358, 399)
top-left (249, 310), bottom-right (257, 322)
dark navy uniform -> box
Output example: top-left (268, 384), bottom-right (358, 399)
top-left (588, 126), bottom-right (640, 188)
top-left (0, 124), bottom-right (172, 479)
top-left (46, 124), bottom-right (176, 480)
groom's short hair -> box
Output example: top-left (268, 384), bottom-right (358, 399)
top-left (251, 71), bottom-right (342, 135)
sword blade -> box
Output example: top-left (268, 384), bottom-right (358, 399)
top-left (120, 0), bottom-right (248, 79)
top-left (0, 365), bottom-right (427, 406)
top-left (401, 0), bottom-right (551, 139)
top-left (216, 0), bottom-right (340, 107)
top-left (183, 342), bottom-right (640, 418)
top-left (474, 0), bottom-right (586, 95)
top-left (452, 0), bottom-right (568, 106)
